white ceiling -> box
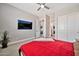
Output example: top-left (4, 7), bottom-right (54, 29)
top-left (8, 3), bottom-right (79, 18)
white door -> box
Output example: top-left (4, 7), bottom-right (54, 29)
top-left (57, 15), bottom-right (68, 41)
top-left (56, 12), bottom-right (79, 42)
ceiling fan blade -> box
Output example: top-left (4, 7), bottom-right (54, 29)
top-left (37, 7), bottom-right (41, 11)
top-left (44, 6), bottom-right (50, 9)
top-left (42, 3), bottom-right (46, 5)
top-left (37, 3), bottom-right (41, 5)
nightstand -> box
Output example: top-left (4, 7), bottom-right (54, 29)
top-left (74, 41), bottom-right (79, 56)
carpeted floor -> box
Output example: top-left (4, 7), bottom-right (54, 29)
top-left (0, 41), bottom-right (31, 56)
top-left (0, 38), bottom-right (53, 56)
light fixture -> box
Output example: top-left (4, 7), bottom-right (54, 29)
top-left (41, 5), bottom-right (44, 8)
top-left (37, 3), bottom-right (50, 11)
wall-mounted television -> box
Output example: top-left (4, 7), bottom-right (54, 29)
top-left (18, 19), bottom-right (32, 30)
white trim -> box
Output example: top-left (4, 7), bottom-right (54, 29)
top-left (0, 37), bottom-right (35, 47)
top-left (8, 37), bottom-right (35, 45)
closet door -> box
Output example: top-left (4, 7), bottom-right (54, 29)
top-left (57, 15), bottom-right (67, 41)
top-left (74, 13), bottom-right (79, 40)
top-left (56, 12), bottom-right (79, 42)
top-left (67, 13), bottom-right (76, 42)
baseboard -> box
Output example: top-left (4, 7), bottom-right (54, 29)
top-left (8, 37), bottom-right (35, 46)
top-left (0, 36), bottom-right (41, 47)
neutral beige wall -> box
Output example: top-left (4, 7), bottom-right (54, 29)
top-left (0, 3), bottom-right (40, 42)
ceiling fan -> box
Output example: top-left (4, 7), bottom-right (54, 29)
top-left (36, 3), bottom-right (50, 11)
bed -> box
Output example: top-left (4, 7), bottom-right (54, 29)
top-left (19, 40), bottom-right (75, 56)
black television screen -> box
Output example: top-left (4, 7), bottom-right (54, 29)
top-left (18, 19), bottom-right (32, 30)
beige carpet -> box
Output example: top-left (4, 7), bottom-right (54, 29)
top-left (0, 41), bottom-right (31, 56)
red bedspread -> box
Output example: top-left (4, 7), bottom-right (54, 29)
top-left (19, 40), bottom-right (74, 56)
